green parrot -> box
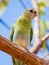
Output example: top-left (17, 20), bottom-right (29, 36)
top-left (10, 8), bottom-right (37, 65)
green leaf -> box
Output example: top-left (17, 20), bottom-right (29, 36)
top-left (38, 2), bottom-right (46, 8)
top-left (40, 20), bottom-right (47, 52)
top-left (4, 0), bottom-right (8, 6)
top-left (40, 10), bottom-right (45, 15)
top-left (42, 42), bottom-right (46, 52)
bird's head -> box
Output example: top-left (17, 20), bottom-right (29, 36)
top-left (23, 8), bottom-right (37, 20)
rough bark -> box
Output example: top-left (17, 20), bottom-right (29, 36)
top-left (0, 35), bottom-right (49, 65)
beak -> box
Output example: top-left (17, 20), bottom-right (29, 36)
top-left (31, 8), bottom-right (37, 16)
top-left (34, 11), bottom-right (37, 16)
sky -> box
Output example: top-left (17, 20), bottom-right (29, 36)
top-left (0, 0), bottom-right (49, 65)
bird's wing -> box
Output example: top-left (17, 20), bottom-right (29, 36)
top-left (10, 26), bottom-right (14, 41)
top-left (30, 28), bottom-right (33, 42)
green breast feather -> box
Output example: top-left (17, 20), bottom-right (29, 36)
top-left (10, 11), bottom-right (33, 65)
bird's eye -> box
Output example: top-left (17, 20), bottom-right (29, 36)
top-left (29, 10), bottom-right (33, 13)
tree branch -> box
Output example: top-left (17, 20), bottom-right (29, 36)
top-left (30, 0), bottom-right (49, 54)
top-left (41, 33), bottom-right (49, 43)
top-left (29, 31), bottom-right (49, 55)
top-left (0, 35), bottom-right (48, 65)
top-left (30, 0), bottom-right (41, 54)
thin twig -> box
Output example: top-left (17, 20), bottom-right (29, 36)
top-left (41, 33), bottom-right (49, 43)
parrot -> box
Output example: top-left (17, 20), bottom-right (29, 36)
top-left (10, 8), bottom-right (37, 65)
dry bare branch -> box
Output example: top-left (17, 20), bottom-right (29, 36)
top-left (29, 33), bottom-right (49, 54)
top-left (41, 33), bottom-right (49, 43)
top-left (30, 0), bottom-right (49, 54)
top-left (30, 0), bottom-right (41, 54)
